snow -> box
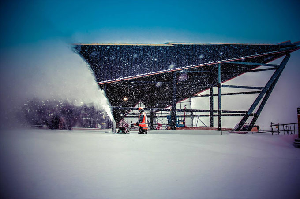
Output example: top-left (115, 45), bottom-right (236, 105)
top-left (1, 129), bottom-right (300, 199)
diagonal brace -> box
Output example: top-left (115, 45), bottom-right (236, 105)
top-left (234, 54), bottom-right (290, 131)
top-left (247, 60), bottom-right (287, 130)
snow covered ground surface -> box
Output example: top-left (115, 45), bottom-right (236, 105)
top-left (1, 128), bottom-right (299, 199)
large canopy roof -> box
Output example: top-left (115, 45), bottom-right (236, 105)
top-left (73, 41), bottom-right (299, 121)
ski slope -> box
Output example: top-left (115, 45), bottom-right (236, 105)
top-left (1, 129), bottom-right (299, 199)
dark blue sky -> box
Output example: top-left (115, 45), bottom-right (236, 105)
top-left (1, 0), bottom-right (300, 46)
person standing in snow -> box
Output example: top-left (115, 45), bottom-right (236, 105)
top-left (136, 107), bottom-right (148, 134)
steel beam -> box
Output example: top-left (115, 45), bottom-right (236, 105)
top-left (210, 87), bottom-right (214, 127)
top-left (221, 85), bottom-right (264, 90)
top-left (247, 60), bottom-right (286, 130)
top-left (111, 106), bottom-right (248, 114)
top-left (150, 109), bottom-right (155, 130)
top-left (218, 63), bottom-right (222, 131)
top-left (247, 68), bottom-right (277, 72)
top-left (182, 113), bottom-right (255, 117)
top-left (171, 72), bottom-right (177, 130)
top-left (123, 113), bottom-right (254, 118)
top-left (235, 54), bottom-right (290, 131)
top-left (196, 91), bottom-right (261, 97)
top-left (227, 62), bottom-right (279, 67)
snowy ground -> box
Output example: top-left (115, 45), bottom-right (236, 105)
top-left (1, 128), bottom-right (299, 199)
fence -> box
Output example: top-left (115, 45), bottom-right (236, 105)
top-left (270, 122), bottom-right (297, 135)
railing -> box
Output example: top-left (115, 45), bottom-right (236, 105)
top-left (270, 122), bottom-right (297, 135)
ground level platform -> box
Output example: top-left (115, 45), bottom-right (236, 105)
top-left (1, 128), bottom-right (299, 199)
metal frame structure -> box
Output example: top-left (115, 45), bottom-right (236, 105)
top-left (234, 54), bottom-right (290, 131)
top-left (73, 41), bottom-right (300, 131)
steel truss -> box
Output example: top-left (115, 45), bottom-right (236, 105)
top-left (74, 41), bottom-right (299, 130)
top-left (115, 53), bottom-right (292, 131)
top-left (233, 54), bottom-right (291, 131)
top-left (152, 53), bottom-right (291, 131)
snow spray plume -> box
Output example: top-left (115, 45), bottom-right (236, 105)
top-left (20, 99), bottom-right (112, 129)
top-left (0, 40), bottom-right (114, 129)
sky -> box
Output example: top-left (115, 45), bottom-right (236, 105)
top-left (1, 0), bottom-right (300, 45)
top-left (0, 0), bottom-right (299, 129)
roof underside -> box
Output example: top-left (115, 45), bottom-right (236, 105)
top-left (73, 42), bottom-right (299, 121)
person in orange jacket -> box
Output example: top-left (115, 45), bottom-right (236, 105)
top-left (136, 107), bottom-right (148, 134)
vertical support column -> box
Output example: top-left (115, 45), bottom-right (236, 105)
top-left (150, 108), bottom-right (154, 130)
top-left (293, 108), bottom-right (300, 147)
top-left (210, 87), bottom-right (214, 127)
top-left (298, 108), bottom-right (300, 138)
top-left (171, 72), bottom-right (177, 130)
top-left (218, 63), bottom-right (222, 131)
top-left (191, 111), bottom-right (194, 127)
top-left (189, 98), bottom-right (192, 127)
top-left (111, 107), bottom-right (116, 134)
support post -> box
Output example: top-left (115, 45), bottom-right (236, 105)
top-left (111, 107), bottom-right (117, 133)
top-left (112, 107), bottom-right (117, 134)
top-left (218, 63), bottom-right (222, 131)
top-left (171, 72), bottom-right (177, 130)
top-left (297, 107), bottom-right (300, 140)
top-left (293, 108), bottom-right (300, 147)
top-left (210, 86), bottom-right (214, 127)
top-left (191, 111), bottom-right (194, 127)
top-left (235, 54), bottom-right (290, 131)
top-left (150, 108), bottom-right (155, 130)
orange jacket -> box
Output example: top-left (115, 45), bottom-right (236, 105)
top-left (138, 111), bottom-right (148, 130)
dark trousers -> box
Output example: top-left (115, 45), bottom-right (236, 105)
top-left (139, 126), bottom-right (147, 134)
